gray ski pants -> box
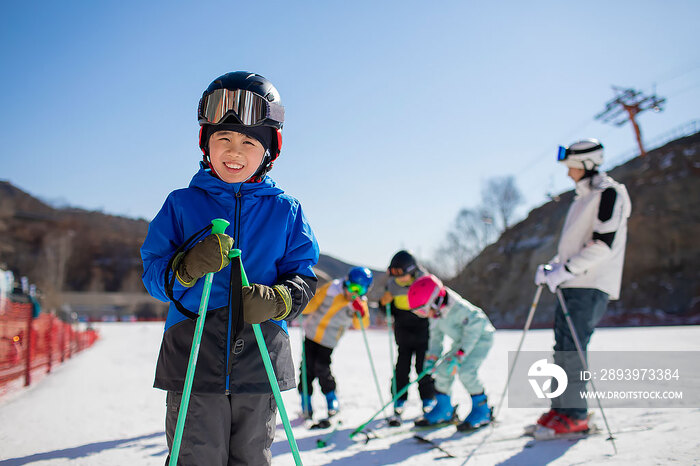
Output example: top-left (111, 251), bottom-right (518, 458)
top-left (165, 391), bottom-right (277, 466)
top-left (551, 287), bottom-right (609, 420)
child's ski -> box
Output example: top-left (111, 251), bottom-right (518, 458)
top-left (531, 424), bottom-right (601, 441)
top-left (355, 418), bottom-right (457, 443)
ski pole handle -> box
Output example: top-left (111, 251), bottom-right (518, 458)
top-left (229, 249), bottom-right (304, 466)
top-left (170, 218), bottom-right (230, 466)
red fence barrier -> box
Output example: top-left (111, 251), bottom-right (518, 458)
top-left (0, 299), bottom-right (99, 389)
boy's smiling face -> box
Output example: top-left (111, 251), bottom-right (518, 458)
top-left (208, 130), bottom-right (266, 183)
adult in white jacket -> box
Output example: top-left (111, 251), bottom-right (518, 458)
top-left (534, 139), bottom-right (631, 436)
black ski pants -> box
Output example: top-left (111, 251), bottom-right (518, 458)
top-left (393, 337), bottom-right (435, 402)
top-left (299, 337), bottom-right (336, 395)
top-left (165, 391), bottom-right (276, 466)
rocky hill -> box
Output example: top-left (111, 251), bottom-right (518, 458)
top-left (447, 132), bottom-right (700, 328)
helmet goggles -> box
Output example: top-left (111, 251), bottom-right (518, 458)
top-left (557, 145), bottom-right (568, 162)
top-left (557, 142), bottom-right (603, 162)
top-left (346, 282), bottom-right (367, 297)
top-left (199, 88), bottom-right (285, 127)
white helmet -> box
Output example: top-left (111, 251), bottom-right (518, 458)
top-left (557, 139), bottom-right (603, 170)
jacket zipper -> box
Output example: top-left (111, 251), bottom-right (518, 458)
top-left (225, 189), bottom-right (243, 394)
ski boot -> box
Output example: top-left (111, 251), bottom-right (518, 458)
top-left (422, 398), bottom-right (437, 413)
top-left (534, 412), bottom-right (589, 439)
top-left (524, 409), bottom-right (558, 435)
top-left (415, 393), bottom-right (455, 427)
top-left (386, 399), bottom-right (406, 427)
top-left (394, 398), bottom-right (406, 416)
top-left (457, 393), bottom-right (492, 432)
top-left (325, 391), bottom-right (339, 417)
top-left (301, 393), bottom-right (313, 420)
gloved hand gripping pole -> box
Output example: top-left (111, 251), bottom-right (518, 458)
top-left (169, 218), bottom-right (230, 466)
top-left (231, 249), bottom-right (304, 466)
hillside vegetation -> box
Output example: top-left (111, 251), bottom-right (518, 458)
top-left (448, 132), bottom-right (700, 327)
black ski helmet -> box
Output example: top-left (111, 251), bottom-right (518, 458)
top-left (388, 250), bottom-right (418, 276)
top-left (197, 71), bottom-right (284, 182)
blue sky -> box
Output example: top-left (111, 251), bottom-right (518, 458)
top-left (1, 1), bottom-right (698, 270)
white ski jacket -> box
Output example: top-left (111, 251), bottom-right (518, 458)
top-left (555, 172), bottom-right (631, 300)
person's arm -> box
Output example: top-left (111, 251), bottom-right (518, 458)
top-left (351, 298), bottom-right (370, 329)
top-left (243, 201), bottom-right (320, 324)
top-left (565, 187), bottom-right (626, 274)
top-left (302, 282), bottom-right (328, 315)
top-left (275, 202), bottom-right (319, 321)
top-left (457, 307), bottom-right (488, 357)
top-left (427, 317), bottom-right (444, 358)
top-left (274, 273), bottom-right (317, 319)
top-left (141, 193), bottom-right (185, 302)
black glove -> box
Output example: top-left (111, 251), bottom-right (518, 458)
top-left (173, 233), bottom-right (233, 287)
top-left (242, 284), bottom-right (292, 324)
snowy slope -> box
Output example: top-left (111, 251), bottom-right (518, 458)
top-left (0, 323), bottom-right (699, 465)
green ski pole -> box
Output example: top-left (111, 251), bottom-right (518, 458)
top-left (301, 330), bottom-right (309, 418)
top-left (169, 218), bottom-right (230, 466)
top-left (385, 301), bottom-right (397, 400)
top-left (230, 249), bottom-right (304, 466)
top-left (349, 348), bottom-right (456, 439)
top-left (355, 310), bottom-right (386, 412)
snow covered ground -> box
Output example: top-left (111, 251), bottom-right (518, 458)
top-left (1, 322), bottom-right (699, 465)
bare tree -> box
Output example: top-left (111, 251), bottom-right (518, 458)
top-left (481, 176), bottom-right (523, 231)
top-left (434, 176), bottom-right (523, 278)
top-left (39, 230), bottom-right (74, 309)
top-left (435, 207), bottom-right (498, 277)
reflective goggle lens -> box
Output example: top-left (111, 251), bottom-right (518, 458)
top-left (199, 88), bottom-right (284, 126)
top-left (557, 145), bottom-right (568, 162)
top-left (389, 267), bottom-right (404, 277)
top-left (347, 283), bottom-right (367, 296)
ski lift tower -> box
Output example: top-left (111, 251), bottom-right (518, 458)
top-left (594, 86), bottom-right (666, 157)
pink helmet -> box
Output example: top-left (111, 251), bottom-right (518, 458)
top-left (408, 275), bottom-right (447, 317)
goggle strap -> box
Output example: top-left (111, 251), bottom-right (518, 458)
top-left (567, 144), bottom-right (602, 155)
top-left (267, 102), bottom-right (285, 124)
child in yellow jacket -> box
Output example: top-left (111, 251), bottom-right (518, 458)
top-left (299, 267), bottom-right (372, 419)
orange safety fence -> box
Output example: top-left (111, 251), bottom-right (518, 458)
top-left (0, 299), bottom-right (99, 389)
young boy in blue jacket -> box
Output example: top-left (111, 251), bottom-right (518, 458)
top-left (141, 71), bottom-right (319, 466)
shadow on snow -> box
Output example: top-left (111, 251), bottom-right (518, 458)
top-left (0, 431), bottom-right (166, 465)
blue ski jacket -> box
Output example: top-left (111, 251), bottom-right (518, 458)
top-left (141, 166), bottom-right (319, 394)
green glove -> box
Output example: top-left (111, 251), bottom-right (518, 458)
top-left (173, 233), bottom-right (233, 287)
top-left (242, 284), bottom-right (292, 324)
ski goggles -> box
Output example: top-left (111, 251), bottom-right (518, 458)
top-left (346, 283), bottom-right (368, 297)
top-left (557, 146), bottom-right (568, 162)
top-left (557, 143), bottom-right (603, 162)
top-left (198, 88), bottom-right (285, 127)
